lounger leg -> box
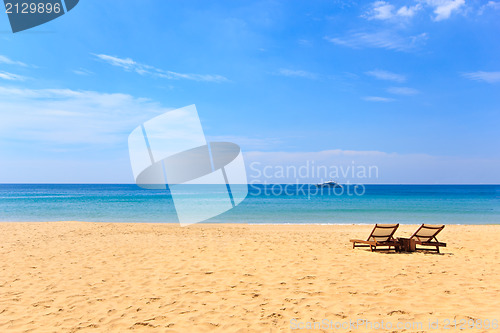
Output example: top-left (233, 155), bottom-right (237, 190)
top-left (370, 245), bottom-right (374, 252)
top-left (436, 246), bottom-right (440, 254)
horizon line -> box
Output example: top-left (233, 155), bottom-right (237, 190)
top-left (1, 183), bottom-right (499, 186)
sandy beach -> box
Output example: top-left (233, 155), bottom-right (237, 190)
top-left (0, 223), bottom-right (499, 332)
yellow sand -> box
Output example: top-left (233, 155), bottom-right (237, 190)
top-left (0, 223), bottom-right (499, 332)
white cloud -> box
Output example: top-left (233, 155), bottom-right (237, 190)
top-left (0, 55), bottom-right (27, 67)
top-left (155, 71), bottom-right (229, 82)
top-left (0, 83), bottom-right (496, 184)
top-left (93, 54), bottom-right (229, 83)
top-left (277, 69), bottom-right (318, 79)
top-left (397, 4), bottom-right (422, 17)
top-left (325, 31), bottom-right (428, 52)
top-left (298, 39), bottom-right (313, 47)
top-left (0, 71), bottom-right (26, 81)
top-left (72, 68), bottom-right (94, 76)
top-left (365, 69), bottom-right (406, 82)
top-left (363, 96), bottom-right (395, 102)
top-left (366, 1), bottom-right (395, 20)
top-left (94, 54), bottom-right (137, 70)
top-left (479, 1), bottom-right (500, 14)
top-left (462, 71), bottom-right (500, 83)
top-left (364, 0), bottom-right (467, 21)
top-left (425, 0), bottom-right (465, 21)
top-left (0, 86), bottom-right (171, 146)
top-left (387, 86), bottom-right (419, 95)
top-left (244, 149), bottom-right (500, 184)
top-left (364, 1), bottom-right (422, 20)
top-left (486, 0), bottom-right (500, 9)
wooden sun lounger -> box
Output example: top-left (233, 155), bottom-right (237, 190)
top-left (410, 224), bottom-right (446, 253)
top-left (350, 224), bottom-right (400, 252)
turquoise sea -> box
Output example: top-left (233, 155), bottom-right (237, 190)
top-left (0, 184), bottom-right (499, 224)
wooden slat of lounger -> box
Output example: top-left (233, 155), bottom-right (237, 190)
top-left (351, 224), bottom-right (400, 252)
top-left (416, 241), bottom-right (446, 247)
top-left (412, 224), bottom-right (445, 242)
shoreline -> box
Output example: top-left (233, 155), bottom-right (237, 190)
top-left (1, 221), bottom-right (499, 225)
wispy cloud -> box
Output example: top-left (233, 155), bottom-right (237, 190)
top-left (325, 31), bottom-right (428, 52)
top-left (0, 86), bottom-right (171, 146)
top-left (244, 149), bottom-right (500, 184)
top-left (397, 4), bottom-right (423, 17)
top-left (425, 0), bottom-right (465, 21)
top-left (0, 55), bottom-right (27, 67)
top-left (363, 96), bottom-right (395, 102)
top-left (363, 1), bottom-right (422, 20)
top-left (363, 0), bottom-right (466, 22)
top-left (277, 69), bottom-right (318, 79)
top-left (155, 71), bottom-right (229, 82)
top-left (387, 86), bottom-right (419, 95)
top-left (479, 1), bottom-right (500, 14)
top-left (365, 69), bottom-right (406, 82)
top-left (93, 54), bottom-right (229, 83)
top-left (462, 71), bottom-right (500, 83)
top-left (365, 1), bottom-right (395, 20)
top-left (72, 68), bottom-right (94, 76)
top-left (94, 54), bottom-right (137, 70)
top-left (0, 71), bottom-right (27, 81)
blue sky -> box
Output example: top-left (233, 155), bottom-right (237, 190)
top-left (0, 0), bottom-right (499, 183)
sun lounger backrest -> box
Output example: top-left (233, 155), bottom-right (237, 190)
top-left (367, 224), bottom-right (399, 242)
top-left (410, 224), bottom-right (445, 242)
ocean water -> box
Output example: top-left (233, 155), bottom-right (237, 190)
top-left (0, 184), bottom-right (499, 224)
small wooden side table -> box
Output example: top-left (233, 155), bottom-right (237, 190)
top-left (398, 237), bottom-right (416, 252)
